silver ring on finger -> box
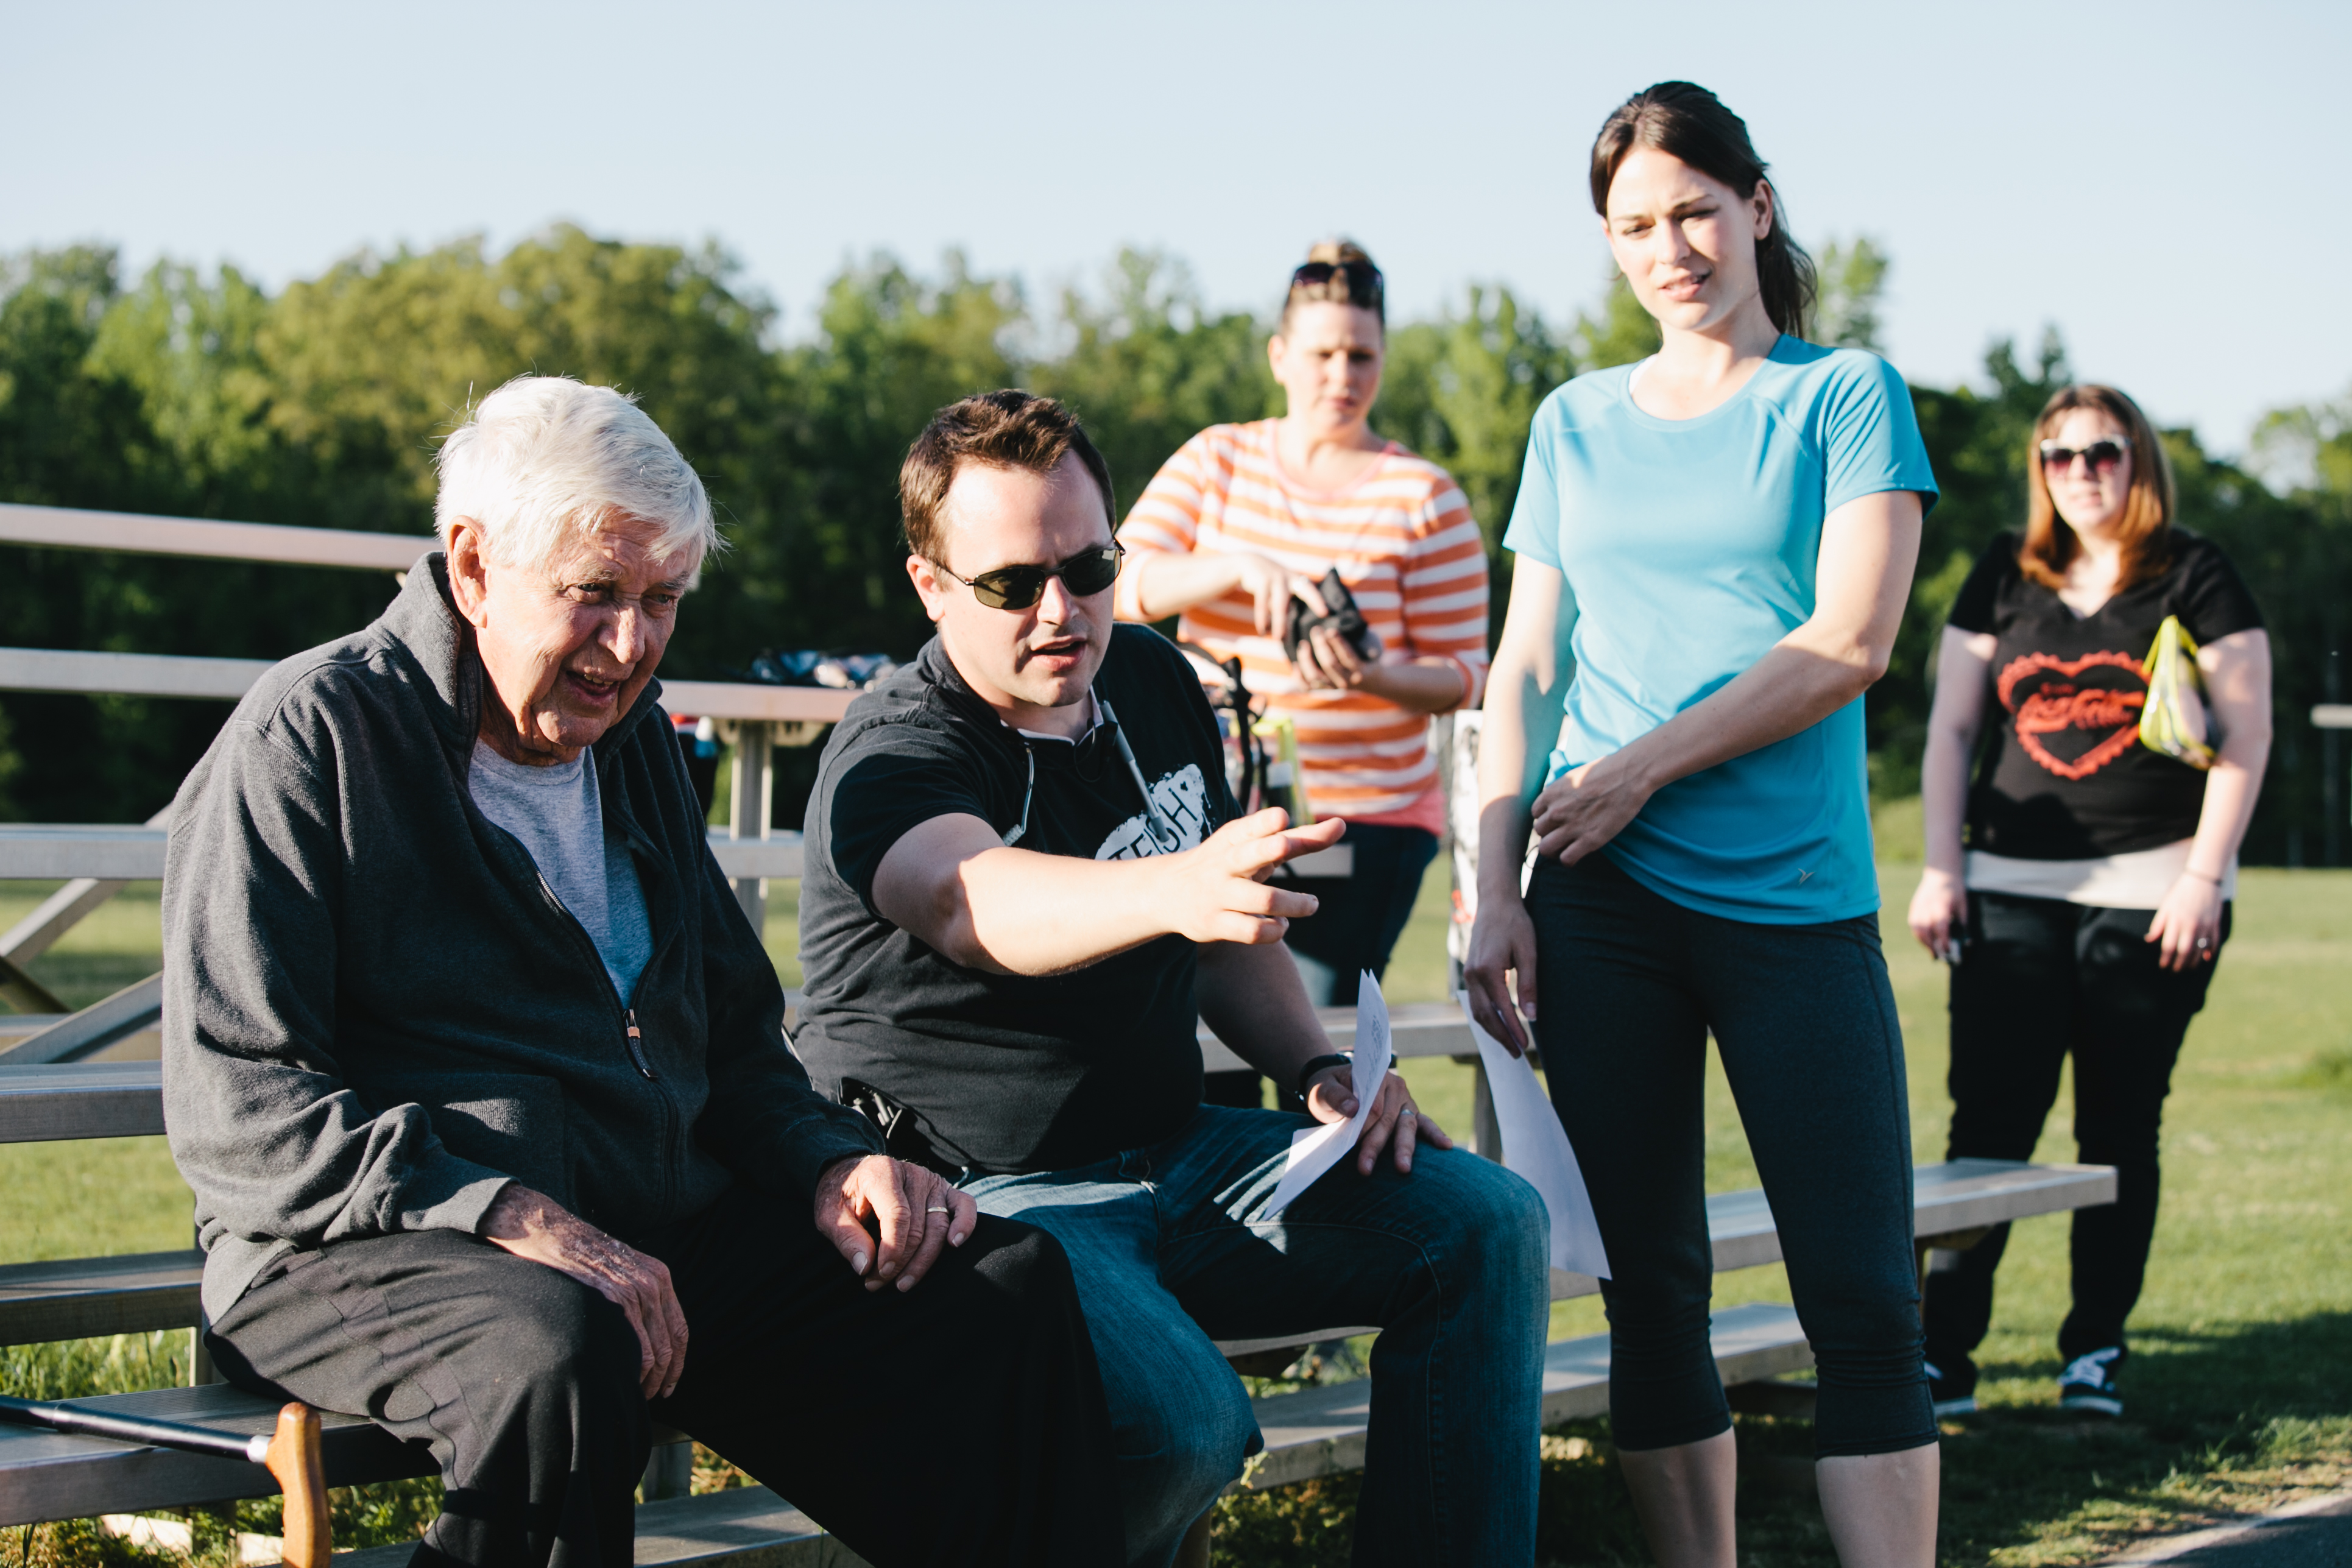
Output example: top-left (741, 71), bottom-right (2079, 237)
top-left (2195, 938), bottom-right (2209, 949)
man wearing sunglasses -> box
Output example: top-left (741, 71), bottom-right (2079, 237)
top-left (791, 390), bottom-right (1549, 1567)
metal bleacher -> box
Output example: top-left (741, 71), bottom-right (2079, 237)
top-left (0, 501), bottom-right (2121, 1562)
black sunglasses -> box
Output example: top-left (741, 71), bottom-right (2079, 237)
top-left (935, 544), bottom-right (1123, 610)
top-left (2039, 437), bottom-right (2131, 476)
top-left (1289, 260), bottom-right (1384, 302)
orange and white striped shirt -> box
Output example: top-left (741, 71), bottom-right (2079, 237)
top-left (1116, 420), bottom-right (1489, 832)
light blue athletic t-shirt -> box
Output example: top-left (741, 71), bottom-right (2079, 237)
top-left (1501, 337), bottom-right (1938, 924)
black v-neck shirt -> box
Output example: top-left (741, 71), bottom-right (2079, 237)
top-left (1947, 529), bottom-right (2262, 861)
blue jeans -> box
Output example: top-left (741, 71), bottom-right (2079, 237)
top-left (963, 1103), bottom-right (1549, 1568)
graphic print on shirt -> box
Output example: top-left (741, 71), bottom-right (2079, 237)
top-left (1996, 651), bottom-right (2147, 780)
top-left (1095, 764), bottom-right (1210, 861)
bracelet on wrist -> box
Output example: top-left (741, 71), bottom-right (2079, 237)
top-left (2183, 867), bottom-right (2225, 886)
top-left (1290, 1052), bottom-right (1354, 1107)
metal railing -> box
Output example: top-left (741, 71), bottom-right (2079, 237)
top-left (0, 504), bottom-right (852, 1067)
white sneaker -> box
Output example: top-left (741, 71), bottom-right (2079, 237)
top-left (2058, 1347), bottom-right (2124, 1416)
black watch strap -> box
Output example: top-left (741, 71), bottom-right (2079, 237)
top-left (1290, 1051), bottom-right (1355, 1106)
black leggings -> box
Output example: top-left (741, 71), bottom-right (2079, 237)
top-left (1923, 891), bottom-right (2227, 1374)
top-left (1529, 853), bottom-right (1935, 1458)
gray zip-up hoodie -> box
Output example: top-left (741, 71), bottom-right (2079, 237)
top-left (163, 555), bottom-right (883, 1318)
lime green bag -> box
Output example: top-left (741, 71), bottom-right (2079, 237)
top-left (2139, 614), bottom-right (2215, 769)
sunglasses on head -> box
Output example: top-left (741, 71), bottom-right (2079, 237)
top-left (1289, 260), bottom-right (1384, 300)
top-left (935, 543), bottom-right (1123, 610)
top-left (2039, 436), bottom-right (2131, 476)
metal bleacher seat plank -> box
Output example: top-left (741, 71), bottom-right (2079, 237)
top-left (0, 648), bottom-right (274, 704)
top-left (0, 1148), bottom-right (2111, 1363)
top-left (0, 646), bottom-right (855, 728)
top-left (1238, 1301), bottom-right (1810, 1494)
top-left (4, 1307), bottom-right (1812, 1558)
top-left (705, 831), bottom-right (803, 881)
top-left (0, 824), bottom-right (803, 892)
top-left (0, 504), bottom-right (428, 573)
top-left (0, 825), bottom-right (169, 881)
top-left (0, 1048), bottom-right (2113, 1349)
top-left (1903, 1157), bottom-right (2119, 1236)
top-left (0, 1062), bottom-right (163, 1142)
top-left (1198, 1000), bottom-right (1471, 1074)
top-left (1701, 1157), bottom-right (2117, 1276)
top-left (662, 683), bottom-right (854, 726)
top-left (0, 1251), bottom-right (203, 1347)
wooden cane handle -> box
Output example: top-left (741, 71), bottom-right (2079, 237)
top-left (262, 1402), bottom-right (330, 1568)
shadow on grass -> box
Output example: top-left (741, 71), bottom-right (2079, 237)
top-left (1213, 1312), bottom-right (2352, 1568)
top-left (1919, 1310), bottom-right (2352, 1566)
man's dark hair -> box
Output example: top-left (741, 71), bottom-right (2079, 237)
top-left (900, 390), bottom-right (1117, 565)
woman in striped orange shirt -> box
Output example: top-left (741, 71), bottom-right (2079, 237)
top-left (1117, 240), bottom-right (1489, 1021)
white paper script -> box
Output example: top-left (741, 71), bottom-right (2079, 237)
top-left (1460, 994), bottom-right (1611, 1280)
top-left (1263, 970), bottom-right (1394, 1218)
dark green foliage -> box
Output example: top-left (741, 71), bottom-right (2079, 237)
top-left (1572, 275), bottom-right (1662, 371)
top-left (1031, 249), bottom-right (1277, 520)
top-left (1812, 238), bottom-right (1890, 353)
top-left (1379, 286), bottom-right (1576, 638)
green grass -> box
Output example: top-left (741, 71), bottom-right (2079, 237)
top-left (5, 846), bottom-right (2348, 1564)
top-left (1240, 847), bottom-right (2352, 1563)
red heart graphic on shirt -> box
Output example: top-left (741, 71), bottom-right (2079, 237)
top-left (1996, 651), bottom-right (2146, 780)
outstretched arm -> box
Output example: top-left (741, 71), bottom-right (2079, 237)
top-left (871, 806), bottom-right (1344, 976)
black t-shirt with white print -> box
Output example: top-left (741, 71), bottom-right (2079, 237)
top-left (793, 625), bottom-right (1236, 1175)
top-left (1948, 529), bottom-right (2263, 861)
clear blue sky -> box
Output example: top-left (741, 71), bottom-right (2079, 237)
top-left (6, 0), bottom-right (2345, 461)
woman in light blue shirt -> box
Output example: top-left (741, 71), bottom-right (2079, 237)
top-left (1463, 82), bottom-right (1940, 1567)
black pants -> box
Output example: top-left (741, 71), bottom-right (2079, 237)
top-left (207, 1181), bottom-right (1123, 1567)
top-left (1528, 853), bottom-right (1935, 1458)
top-left (1202, 822), bottom-right (1438, 1111)
top-left (1279, 821), bottom-right (1439, 1003)
top-left (1923, 891), bottom-right (2228, 1377)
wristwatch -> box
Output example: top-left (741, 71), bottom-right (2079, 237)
top-left (1290, 1051), bottom-right (1354, 1109)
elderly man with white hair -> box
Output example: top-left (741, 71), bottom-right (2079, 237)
top-left (162, 376), bottom-right (1123, 1567)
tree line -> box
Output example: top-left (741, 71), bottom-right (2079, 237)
top-left (0, 227), bottom-right (2342, 863)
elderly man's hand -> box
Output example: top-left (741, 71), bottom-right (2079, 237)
top-left (814, 1155), bottom-right (978, 1293)
top-left (481, 1184), bottom-right (687, 1399)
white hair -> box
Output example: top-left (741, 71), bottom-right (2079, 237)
top-left (434, 375), bottom-right (721, 583)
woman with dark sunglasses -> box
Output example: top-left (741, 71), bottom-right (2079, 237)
top-left (1906, 385), bottom-right (2270, 1421)
top-left (1116, 239), bottom-right (1489, 1023)
top-left (1464, 82), bottom-right (1940, 1565)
